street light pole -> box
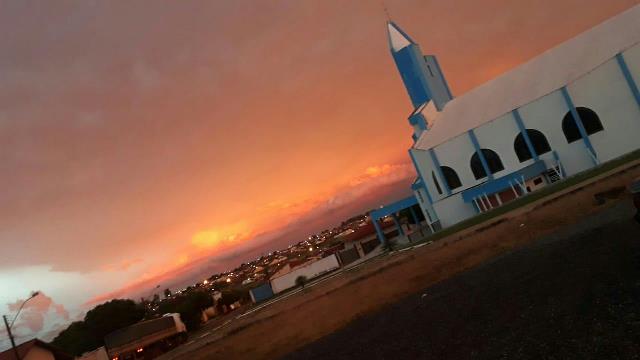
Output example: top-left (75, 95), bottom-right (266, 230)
top-left (2, 292), bottom-right (39, 360)
top-left (3, 315), bottom-right (20, 360)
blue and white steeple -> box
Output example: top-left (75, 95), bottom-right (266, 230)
top-left (387, 21), bottom-right (453, 141)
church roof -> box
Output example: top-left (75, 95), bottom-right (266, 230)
top-left (414, 5), bottom-right (640, 151)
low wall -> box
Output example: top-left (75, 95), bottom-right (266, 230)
top-left (270, 255), bottom-right (340, 294)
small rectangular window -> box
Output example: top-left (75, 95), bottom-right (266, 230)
top-left (533, 177), bottom-right (543, 185)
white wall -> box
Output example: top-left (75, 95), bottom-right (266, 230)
top-left (432, 133), bottom-right (479, 190)
top-left (270, 255), bottom-right (340, 294)
top-left (473, 112), bottom-right (524, 177)
top-left (517, 90), bottom-right (594, 176)
top-left (433, 192), bottom-right (476, 228)
top-left (413, 43), bottom-right (640, 230)
top-left (623, 43), bottom-right (640, 88)
top-left (413, 188), bottom-right (437, 223)
top-left (567, 57), bottom-right (640, 162)
top-left (410, 148), bottom-right (444, 202)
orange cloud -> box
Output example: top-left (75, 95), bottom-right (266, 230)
top-left (85, 162), bottom-right (414, 306)
top-left (191, 221), bottom-right (252, 249)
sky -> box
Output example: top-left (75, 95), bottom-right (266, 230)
top-left (1, 0), bottom-right (638, 348)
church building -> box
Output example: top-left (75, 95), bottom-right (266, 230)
top-left (388, 5), bottom-right (640, 231)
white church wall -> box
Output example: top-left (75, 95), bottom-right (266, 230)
top-left (413, 188), bottom-right (437, 223)
top-left (432, 133), bottom-right (479, 190)
top-left (517, 90), bottom-right (594, 176)
top-left (410, 149), bottom-right (443, 202)
top-left (567, 58), bottom-right (640, 162)
top-left (623, 42), bottom-right (640, 83)
top-left (433, 193), bottom-right (476, 228)
top-left (473, 112), bottom-right (523, 176)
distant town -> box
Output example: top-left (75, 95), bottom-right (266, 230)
top-left (140, 207), bottom-right (422, 315)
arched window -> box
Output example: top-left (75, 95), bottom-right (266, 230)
top-left (470, 149), bottom-right (504, 180)
top-left (441, 166), bottom-right (462, 190)
top-left (562, 107), bottom-right (604, 143)
top-left (514, 129), bottom-right (552, 162)
top-left (432, 171), bottom-right (442, 195)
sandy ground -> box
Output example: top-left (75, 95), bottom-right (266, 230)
top-left (163, 161), bottom-right (640, 360)
top-left (286, 201), bottom-right (640, 359)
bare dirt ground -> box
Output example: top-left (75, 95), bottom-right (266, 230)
top-left (286, 201), bottom-right (640, 359)
top-left (166, 161), bottom-right (640, 360)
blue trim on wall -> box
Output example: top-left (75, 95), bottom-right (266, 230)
top-left (560, 87), bottom-right (598, 165)
top-left (461, 160), bottom-right (547, 202)
top-left (391, 214), bottom-right (405, 237)
top-left (392, 45), bottom-right (432, 108)
top-left (616, 53), bottom-right (640, 110)
top-left (409, 149), bottom-right (434, 204)
top-left (552, 151), bottom-right (566, 178)
top-left (370, 196), bottom-right (419, 220)
top-left (512, 109), bottom-right (539, 161)
top-left (428, 149), bottom-right (451, 195)
top-left (409, 113), bottom-right (428, 130)
top-left (467, 129), bottom-right (493, 180)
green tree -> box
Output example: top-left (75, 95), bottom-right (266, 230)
top-left (157, 291), bottom-right (213, 331)
top-left (51, 321), bottom-right (98, 356)
top-left (51, 299), bottom-right (145, 357)
top-left (295, 275), bottom-right (308, 288)
top-left (84, 299), bottom-right (146, 341)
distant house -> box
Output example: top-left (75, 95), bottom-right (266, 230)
top-left (0, 339), bottom-right (71, 360)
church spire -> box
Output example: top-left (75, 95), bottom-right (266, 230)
top-left (387, 21), bottom-right (415, 52)
top-left (386, 21), bottom-right (453, 112)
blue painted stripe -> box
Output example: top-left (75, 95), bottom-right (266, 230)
top-left (512, 109), bottom-right (538, 161)
top-left (409, 149), bottom-right (434, 204)
top-left (616, 53), bottom-right (640, 110)
top-left (461, 160), bottom-right (547, 202)
top-left (409, 113), bottom-right (428, 130)
top-left (428, 149), bottom-right (451, 195)
top-left (552, 151), bottom-right (566, 178)
top-left (370, 196), bottom-right (419, 220)
top-left (560, 87), bottom-right (598, 165)
top-left (391, 214), bottom-right (405, 236)
top-left (467, 129), bottom-right (493, 180)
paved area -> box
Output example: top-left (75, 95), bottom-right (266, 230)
top-left (283, 202), bottom-right (640, 359)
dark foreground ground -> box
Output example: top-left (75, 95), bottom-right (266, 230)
top-left (284, 202), bottom-right (640, 360)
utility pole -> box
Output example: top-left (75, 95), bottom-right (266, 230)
top-left (3, 315), bottom-right (20, 360)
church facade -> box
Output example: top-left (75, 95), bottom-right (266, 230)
top-left (388, 5), bottom-right (640, 230)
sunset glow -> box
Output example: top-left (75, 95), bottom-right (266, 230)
top-left (1, 0), bottom-right (637, 348)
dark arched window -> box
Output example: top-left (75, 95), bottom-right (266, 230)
top-left (432, 171), bottom-right (442, 195)
top-left (441, 166), bottom-right (462, 190)
top-left (562, 107), bottom-right (603, 143)
top-left (514, 129), bottom-right (552, 162)
top-left (470, 149), bottom-right (504, 180)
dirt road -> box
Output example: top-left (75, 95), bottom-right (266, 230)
top-left (285, 201), bottom-right (640, 359)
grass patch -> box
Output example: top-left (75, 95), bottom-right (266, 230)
top-left (393, 149), bottom-right (640, 251)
